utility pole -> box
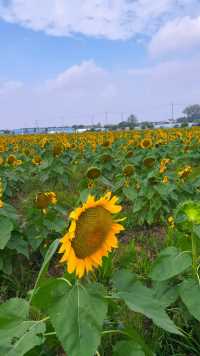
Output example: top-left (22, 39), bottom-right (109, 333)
top-left (171, 103), bottom-right (174, 122)
top-left (105, 111), bottom-right (108, 126)
top-left (91, 114), bottom-right (94, 127)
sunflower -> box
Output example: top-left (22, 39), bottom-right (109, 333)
top-left (101, 153), bottom-right (112, 163)
top-left (59, 192), bottom-right (124, 278)
top-left (32, 155), bottom-right (42, 165)
top-left (123, 164), bottom-right (134, 177)
top-left (87, 167), bottom-right (101, 179)
top-left (143, 157), bottom-right (155, 168)
top-left (178, 165), bottom-right (192, 179)
top-left (140, 138), bottom-right (152, 149)
top-left (7, 154), bottom-right (17, 165)
top-left (126, 150), bottom-right (134, 158)
top-left (35, 192), bottom-right (57, 212)
top-left (53, 143), bottom-right (64, 157)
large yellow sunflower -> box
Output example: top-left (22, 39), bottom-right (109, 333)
top-left (58, 192), bottom-right (124, 278)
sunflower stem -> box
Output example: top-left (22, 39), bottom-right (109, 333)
top-left (44, 331), bottom-right (56, 336)
top-left (101, 329), bottom-right (127, 336)
top-left (191, 232), bottom-right (198, 277)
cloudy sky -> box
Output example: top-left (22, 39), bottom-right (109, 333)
top-left (0, 0), bottom-right (200, 129)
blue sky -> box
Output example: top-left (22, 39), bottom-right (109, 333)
top-left (0, 0), bottom-right (200, 129)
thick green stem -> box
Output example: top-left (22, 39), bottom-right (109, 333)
top-left (191, 232), bottom-right (198, 276)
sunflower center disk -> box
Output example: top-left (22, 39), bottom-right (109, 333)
top-left (72, 206), bottom-right (113, 259)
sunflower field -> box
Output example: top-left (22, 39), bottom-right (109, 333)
top-left (1, 128), bottom-right (200, 355)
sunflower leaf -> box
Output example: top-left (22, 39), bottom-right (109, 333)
top-left (113, 340), bottom-right (145, 356)
top-left (0, 216), bottom-right (14, 250)
top-left (48, 282), bottom-right (107, 356)
top-left (113, 270), bottom-right (181, 335)
top-left (29, 239), bottom-right (60, 302)
top-left (149, 247), bottom-right (192, 281)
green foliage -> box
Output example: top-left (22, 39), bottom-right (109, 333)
top-left (0, 298), bottom-right (46, 355)
top-left (113, 270), bottom-right (181, 335)
top-left (149, 247), bottom-right (192, 281)
top-left (0, 216), bottom-right (14, 249)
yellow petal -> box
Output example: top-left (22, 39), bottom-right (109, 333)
top-left (106, 233), bottom-right (118, 248)
top-left (76, 260), bottom-right (85, 278)
top-left (112, 223), bottom-right (124, 233)
top-left (67, 249), bottom-right (77, 274)
top-left (60, 245), bottom-right (71, 262)
top-left (69, 220), bottom-right (76, 233)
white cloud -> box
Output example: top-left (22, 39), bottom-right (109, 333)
top-left (46, 60), bottom-right (109, 93)
top-left (1, 57), bottom-right (200, 129)
top-left (0, 0), bottom-right (198, 40)
top-left (149, 16), bottom-right (200, 56)
top-left (0, 80), bottom-right (23, 94)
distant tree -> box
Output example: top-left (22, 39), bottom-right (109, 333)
top-left (177, 116), bottom-right (187, 123)
top-left (104, 124), bottom-right (117, 130)
top-left (118, 121), bottom-right (129, 129)
top-left (182, 104), bottom-right (200, 121)
top-left (181, 122), bottom-right (189, 128)
top-left (3, 130), bottom-right (12, 135)
top-left (141, 121), bottom-right (154, 129)
top-left (127, 114), bottom-right (138, 129)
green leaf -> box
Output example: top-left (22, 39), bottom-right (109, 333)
top-left (48, 282), bottom-right (107, 356)
top-left (152, 281), bottom-right (179, 308)
top-left (43, 217), bottom-right (66, 233)
top-left (192, 225), bottom-right (200, 240)
top-left (79, 189), bottom-right (90, 203)
top-left (123, 328), bottom-right (154, 356)
top-left (113, 269), bottom-right (137, 292)
top-left (179, 278), bottom-right (200, 321)
top-left (30, 239), bottom-right (60, 302)
top-left (113, 270), bottom-right (181, 335)
top-left (32, 278), bottom-right (71, 311)
top-left (0, 298), bottom-right (45, 356)
top-left (0, 320), bottom-right (46, 356)
top-left (0, 216), bottom-right (14, 249)
top-left (0, 298), bottom-right (29, 329)
top-left (123, 187), bottom-right (137, 201)
top-left (7, 236), bottom-right (29, 258)
top-left (149, 247), bottom-right (192, 281)
top-left (113, 340), bottom-right (145, 356)
top-left (132, 199), bottom-right (144, 213)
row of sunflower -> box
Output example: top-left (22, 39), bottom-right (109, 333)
top-left (0, 128), bottom-right (200, 355)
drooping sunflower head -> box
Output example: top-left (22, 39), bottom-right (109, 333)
top-left (101, 153), bottom-right (112, 163)
top-left (126, 150), bottom-right (134, 158)
top-left (87, 167), bottom-right (101, 180)
top-left (59, 192), bottom-right (124, 278)
top-left (143, 157), bottom-right (155, 168)
top-left (123, 164), bottom-right (134, 177)
top-left (7, 154), bottom-right (17, 165)
top-left (35, 191), bottom-right (57, 210)
top-left (53, 143), bottom-right (64, 157)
